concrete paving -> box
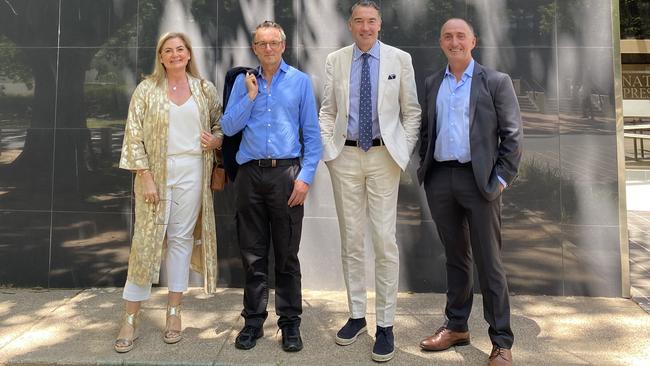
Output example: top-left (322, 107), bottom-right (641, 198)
top-left (0, 288), bottom-right (649, 365)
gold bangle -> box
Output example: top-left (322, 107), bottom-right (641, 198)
top-left (136, 169), bottom-right (150, 176)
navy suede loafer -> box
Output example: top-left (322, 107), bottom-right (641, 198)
top-left (372, 325), bottom-right (395, 362)
top-left (335, 317), bottom-right (367, 346)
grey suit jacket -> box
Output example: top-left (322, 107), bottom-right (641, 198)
top-left (417, 62), bottom-right (523, 201)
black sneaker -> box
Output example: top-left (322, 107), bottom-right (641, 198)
top-left (372, 326), bottom-right (395, 362)
top-left (235, 325), bottom-right (263, 350)
top-left (281, 325), bottom-right (303, 352)
top-left (335, 317), bottom-right (367, 346)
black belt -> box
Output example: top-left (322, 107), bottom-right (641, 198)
top-left (344, 138), bottom-right (384, 147)
top-left (435, 160), bottom-right (472, 168)
top-left (247, 158), bottom-right (300, 168)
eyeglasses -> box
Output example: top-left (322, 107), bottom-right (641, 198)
top-left (254, 41), bottom-right (283, 49)
top-left (153, 199), bottom-right (180, 225)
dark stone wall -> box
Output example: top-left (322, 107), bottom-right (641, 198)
top-left (0, 0), bottom-right (624, 296)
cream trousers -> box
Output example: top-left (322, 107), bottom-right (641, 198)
top-left (326, 146), bottom-right (401, 327)
top-left (123, 154), bottom-right (203, 302)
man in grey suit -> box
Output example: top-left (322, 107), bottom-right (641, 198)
top-left (417, 18), bottom-right (522, 366)
top-left (319, 0), bottom-right (421, 362)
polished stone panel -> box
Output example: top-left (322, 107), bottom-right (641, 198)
top-left (214, 210), bottom-right (244, 287)
top-left (557, 0), bottom-right (613, 48)
top-left (562, 225), bottom-right (622, 296)
top-left (557, 47), bottom-right (618, 227)
top-left (298, 0), bottom-right (356, 49)
top-left (502, 220), bottom-right (564, 296)
top-left (0, 1), bottom-right (59, 47)
top-left (138, 0), bottom-right (219, 49)
top-left (297, 47), bottom-right (343, 104)
top-left (59, 0), bottom-right (137, 47)
top-left (467, 0), bottom-right (555, 47)
top-left (403, 47), bottom-right (450, 98)
top-left (381, 0), bottom-right (468, 47)
top-left (55, 47), bottom-right (136, 129)
top-left (306, 160), bottom-right (346, 219)
top-left (0, 47), bottom-right (57, 129)
top-left (397, 220), bottom-right (447, 293)
top-left (217, 0), bottom-right (294, 49)
top-left (0, 129), bottom-right (54, 211)
top-left (0, 211), bottom-right (50, 288)
top-left (557, 134), bottom-right (620, 226)
top-left (213, 183), bottom-right (237, 217)
top-left (0, 0), bottom-right (627, 297)
top-left (49, 212), bottom-right (131, 288)
top-left (299, 217), bottom-right (344, 290)
top-left (51, 129), bottom-right (132, 213)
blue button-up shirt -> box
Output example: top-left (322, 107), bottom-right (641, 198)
top-left (435, 59), bottom-right (474, 163)
top-left (435, 59), bottom-right (506, 187)
top-left (221, 60), bottom-right (322, 184)
top-left (347, 41), bottom-right (381, 140)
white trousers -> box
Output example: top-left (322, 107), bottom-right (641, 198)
top-left (326, 146), bottom-right (401, 327)
top-left (123, 154), bottom-right (203, 302)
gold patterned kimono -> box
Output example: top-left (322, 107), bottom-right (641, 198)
top-left (119, 74), bottom-right (222, 293)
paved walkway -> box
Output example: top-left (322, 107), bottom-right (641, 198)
top-left (1, 288), bottom-right (649, 365)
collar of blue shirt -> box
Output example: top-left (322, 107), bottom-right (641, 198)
top-left (353, 40), bottom-right (381, 61)
top-left (444, 58), bottom-right (475, 81)
top-left (256, 58), bottom-right (289, 78)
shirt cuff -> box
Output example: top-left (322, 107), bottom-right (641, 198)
top-left (497, 175), bottom-right (507, 188)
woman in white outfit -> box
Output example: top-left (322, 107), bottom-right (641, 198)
top-left (114, 32), bottom-right (223, 353)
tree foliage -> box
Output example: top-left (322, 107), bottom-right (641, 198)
top-left (620, 0), bottom-right (650, 39)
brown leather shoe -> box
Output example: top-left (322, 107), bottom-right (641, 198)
top-left (488, 346), bottom-right (512, 366)
top-left (420, 326), bottom-right (470, 351)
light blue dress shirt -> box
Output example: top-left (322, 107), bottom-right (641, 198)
top-left (347, 40), bottom-right (381, 140)
top-left (435, 59), bottom-right (506, 187)
top-left (435, 59), bottom-right (474, 163)
top-left (221, 60), bottom-right (322, 185)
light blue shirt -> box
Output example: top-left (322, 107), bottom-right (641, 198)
top-left (347, 41), bottom-right (381, 140)
top-left (221, 60), bottom-right (322, 185)
top-left (435, 59), bottom-right (474, 163)
top-left (435, 59), bottom-right (506, 187)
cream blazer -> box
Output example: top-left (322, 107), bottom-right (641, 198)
top-left (319, 43), bottom-right (421, 170)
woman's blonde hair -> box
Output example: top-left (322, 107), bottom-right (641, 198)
top-left (147, 32), bottom-right (201, 85)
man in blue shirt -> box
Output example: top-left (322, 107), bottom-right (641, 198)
top-left (221, 20), bottom-right (321, 353)
top-left (417, 18), bottom-right (522, 366)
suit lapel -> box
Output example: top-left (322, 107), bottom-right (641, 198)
top-left (469, 62), bottom-right (484, 131)
top-left (430, 70), bottom-right (445, 139)
top-left (341, 46), bottom-right (353, 118)
top-left (377, 45), bottom-right (389, 110)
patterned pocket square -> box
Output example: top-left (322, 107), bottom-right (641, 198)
top-left (388, 74), bottom-right (396, 80)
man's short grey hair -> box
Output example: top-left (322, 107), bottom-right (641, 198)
top-left (440, 18), bottom-right (475, 38)
top-left (252, 20), bottom-right (287, 42)
top-left (349, 0), bottom-right (381, 19)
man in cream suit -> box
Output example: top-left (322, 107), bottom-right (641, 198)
top-left (318, 1), bottom-right (421, 362)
